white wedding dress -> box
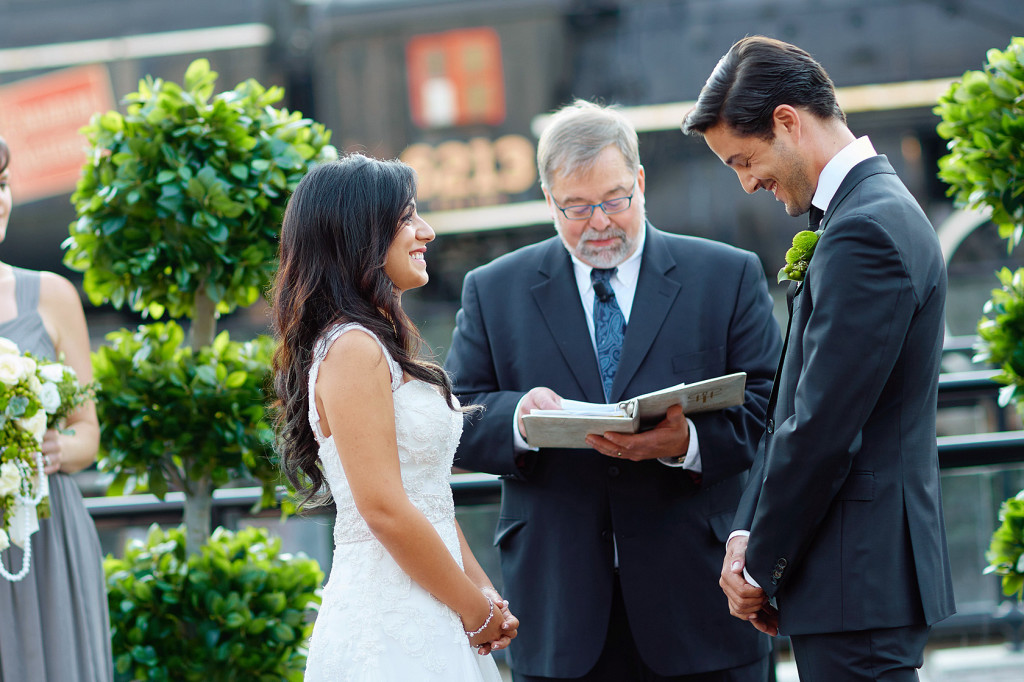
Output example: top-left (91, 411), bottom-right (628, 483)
top-left (303, 323), bottom-right (502, 682)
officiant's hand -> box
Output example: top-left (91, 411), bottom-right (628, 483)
top-left (517, 387), bottom-right (563, 439)
top-left (587, 404), bottom-right (690, 461)
top-left (720, 535), bottom-right (773, 630)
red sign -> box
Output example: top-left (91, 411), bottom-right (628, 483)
top-left (407, 27), bottom-right (506, 129)
top-left (0, 65), bottom-right (115, 204)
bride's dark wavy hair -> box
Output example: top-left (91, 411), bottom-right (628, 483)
top-left (271, 154), bottom-right (455, 508)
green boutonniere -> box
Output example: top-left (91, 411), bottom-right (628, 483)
top-left (778, 229), bottom-right (823, 283)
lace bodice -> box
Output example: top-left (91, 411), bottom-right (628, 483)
top-left (307, 323), bottom-right (463, 547)
top-left (302, 323), bottom-right (500, 681)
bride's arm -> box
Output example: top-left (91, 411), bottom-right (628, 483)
top-left (456, 522), bottom-right (519, 652)
top-left (318, 331), bottom-right (503, 646)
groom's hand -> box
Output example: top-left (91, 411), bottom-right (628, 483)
top-left (750, 605), bottom-right (779, 637)
top-left (588, 404), bottom-right (690, 461)
top-left (720, 535), bottom-right (770, 624)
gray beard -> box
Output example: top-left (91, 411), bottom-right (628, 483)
top-left (560, 217), bottom-right (643, 269)
top-left (575, 229), bottom-right (634, 268)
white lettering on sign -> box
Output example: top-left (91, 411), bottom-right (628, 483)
top-left (401, 134), bottom-right (536, 211)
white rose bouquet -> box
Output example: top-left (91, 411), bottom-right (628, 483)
top-left (0, 337), bottom-right (90, 581)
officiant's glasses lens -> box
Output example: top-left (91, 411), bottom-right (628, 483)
top-left (554, 193), bottom-right (634, 220)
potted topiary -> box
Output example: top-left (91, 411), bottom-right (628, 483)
top-left (936, 37), bottom-right (1024, 604)
top-left (64, 58), bottom-right (335, 678)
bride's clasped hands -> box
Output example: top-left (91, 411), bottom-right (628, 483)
top-left (469, 587), bottom-right (519, 654)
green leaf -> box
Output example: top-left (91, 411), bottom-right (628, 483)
top-left (194, 365), bottom-right (218, 386)
top-left (271, 623), bottom-right (295, 642)
top-left (101, 216), bottom-right (127, 236)
top-left (208, 223), bottom-right (229, 243)
top-left (225, 612), bottom-right (246, 629)
top-left (225, 371), bottom-right (248, 388)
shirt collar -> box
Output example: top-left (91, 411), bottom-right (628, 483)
top-left (811, 136), bottom-right (877, 213)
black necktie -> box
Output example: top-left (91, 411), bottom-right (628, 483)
top-left (808, 204), bottom-right (825, 229)
top-left (591, 268), bottom-right (625, 401)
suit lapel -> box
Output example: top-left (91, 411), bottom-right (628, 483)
top-left (531, 241), bottom-right (606, 403)
top-left (610, 225), bottom-right (680, 401)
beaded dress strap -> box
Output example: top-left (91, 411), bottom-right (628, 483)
top-left (307, 323), bottom-right (402, 441)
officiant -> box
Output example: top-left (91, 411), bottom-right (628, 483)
top-left (445, 99), bottom-right (782, 682)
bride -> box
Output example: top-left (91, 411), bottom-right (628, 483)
top-left (271, 154), bottom-right (517, 681)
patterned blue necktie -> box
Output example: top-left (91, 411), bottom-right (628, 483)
top-left (591, 267), bottom-right (626, 401)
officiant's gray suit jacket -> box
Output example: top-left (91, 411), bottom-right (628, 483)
top-left (734, 155), bottom-right (957, 636)
top-left (445, 223), bottom-right (781, 678)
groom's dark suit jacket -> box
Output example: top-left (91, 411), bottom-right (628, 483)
top-left (735, 156), bottom-right (957, 635)
top-left (446, 224), bottom-right (781, 678)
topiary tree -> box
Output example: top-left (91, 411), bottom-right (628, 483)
top-left (936, 37), bottom-right (1024, 252)
top-left (936, 37), bottom-right (1024, 601)
top-left (64, 58), bottom-right (335, 556)
top-left (936, 37), bottom-right (1024, 415)
top-left (65, 57), bottom-right (334, 678)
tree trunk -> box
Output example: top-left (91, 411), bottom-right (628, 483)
top-left (191, 289), bottom-right (217, 349)
top-left (183, 287), bottom-right (217, 557)
top-left (183, 476), bottom-right (214, 557)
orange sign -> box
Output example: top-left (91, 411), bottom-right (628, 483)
top-left (407, 27), bottom-right (506, 129)
top-left (0, 65), bottom-right (115, 204)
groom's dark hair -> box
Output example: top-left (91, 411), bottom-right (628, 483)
top-left (681, 36), bottom-right (845, 139)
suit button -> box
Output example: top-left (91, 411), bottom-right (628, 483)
top-left (608, 466), bottom-right (620, 477)
top-left (767, 419), bottom-right (774, 434)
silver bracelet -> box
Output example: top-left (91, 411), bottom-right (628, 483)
top-left (464, 599), bottom-right (495, 638)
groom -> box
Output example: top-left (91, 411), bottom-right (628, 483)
top-left (682, 37), bottom-right (955, 680)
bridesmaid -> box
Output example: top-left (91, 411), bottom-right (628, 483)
top-left (0, 135), bottom-right (112, 681)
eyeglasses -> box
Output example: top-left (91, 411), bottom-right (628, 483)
top-left (552, 192), bottom-right (634, 220)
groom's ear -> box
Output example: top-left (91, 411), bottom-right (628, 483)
top-left (771, 105), bottom-right (802, 140)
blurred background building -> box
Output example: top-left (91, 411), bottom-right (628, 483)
top-left (2, 0), bottom-right (1023, 666)
top-left (3, 0), bottom-right (1021, 345)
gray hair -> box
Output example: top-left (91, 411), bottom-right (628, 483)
top-left (536, 99), bottom-right (639, 189)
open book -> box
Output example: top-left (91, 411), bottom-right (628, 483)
top-left (521, 372), bottom-right (747, 449)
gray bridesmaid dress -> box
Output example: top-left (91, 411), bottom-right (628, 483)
top-left (0, 268), bottom-right (112, 682)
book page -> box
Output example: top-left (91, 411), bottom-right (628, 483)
top-left (530, 399), bottom-right (627, 418)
